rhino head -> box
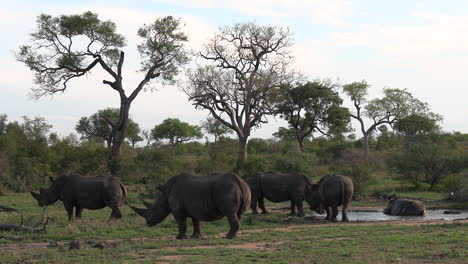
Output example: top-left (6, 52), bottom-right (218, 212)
top-left (30, 177), bottom-right (60, 207)
top-left (305, 184), bottom-right (324, 214)
top-left (128, 184), bottom-right (171, 227)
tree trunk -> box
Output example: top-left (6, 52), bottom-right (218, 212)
top-left (363, 133), bottom-right (370, 154)
top-left (298, 138), bottom-right (305, 152)
top-left (107, 100), bottom-right (130, 176)
top-left (236, 136), bottom-right (248, 169)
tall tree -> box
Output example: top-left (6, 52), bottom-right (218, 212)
top-left (201, 117), bottom-right (232, 143)
top-left (342, 81), bottom-right (441, 153)
top-left (151, 118), bottom-right (203, 148)
top-left (16, 12), bottom-right (189, 175)
top-left (184, 22), bottom-right (294, 166)
top-left (75, 108), bottom-right (141, 148)
top-left (275, 80), bottom-right (350, 151)
top-left (0, 114), bottom-right (7, 135)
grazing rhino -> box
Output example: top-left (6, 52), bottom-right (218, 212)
top-left (30, 174), bottom-right (127, 221)
top-left (247, 172), bottom-right (312, 216)
top-left (306, 175), bottom-right (354, 222)
top-left (129, 172), bottom-right (250, 239)
top-left (383, 199), bottom-right (427, 216)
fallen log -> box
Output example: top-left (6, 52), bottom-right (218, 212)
top-left (0, 205), bottom-right (18, 213)
top-left (0, 214), bottom-right (49, 232)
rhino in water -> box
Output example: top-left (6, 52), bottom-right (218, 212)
top-left (247, 172), bottom-right (312, 216)
top-left (31, 174), bottom-right (127, 221)
top-left (383, 199), bottom-right (427, 216)
top-left (306, 175), bottom-right (354, 222)
top-left (128, 172), bottom-right (251, 239)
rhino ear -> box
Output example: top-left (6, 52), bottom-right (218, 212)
top-left (49, 176), bottom-right (54, 183)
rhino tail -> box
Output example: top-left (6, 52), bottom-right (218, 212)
top-left (340, 179), bottom-right (345, 206)
top-left (235, 176), bottom-right (251, 215)
top-left (120, 183), bottom-right (128, 206)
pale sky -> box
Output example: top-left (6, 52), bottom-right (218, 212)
top-left (1, 0), bottom-right (467, 140)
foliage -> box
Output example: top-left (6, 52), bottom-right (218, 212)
top-left (201, 117), bottom-right (233, 143)
top-left (17, 11), bottom-right (189, 175)
top-left (151, 118), bottom-right (203, 147)
top-left (76, 108), bottom-right (141, 147)
top-left (272, 127), bottom-right (296, 141)
top-left (342, 80), bottom-right (442, 152)
top-left (388, 134), bottom-right (467, 189)
top-left (274, 80), bottom-right (350, 151)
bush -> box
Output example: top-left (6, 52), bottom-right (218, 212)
top-left (240, 156), bottom-right (271, 178)
top-left (273, 152), bottom-right (317, 174)
top-left (331, 149), bottom-right (378, 196)
top-left (443, 173), bottom-right (468, 200)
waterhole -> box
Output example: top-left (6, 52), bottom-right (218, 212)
top-left (308, 209), bottom-right (468, 222)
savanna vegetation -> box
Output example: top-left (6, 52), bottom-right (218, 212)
top-left (1, 10), bottom-right (468, 264)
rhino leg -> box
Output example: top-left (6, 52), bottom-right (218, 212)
top-left (226, 214), bottom-right (240, 239)
top-left (75, 206), bottom-right (83, 218)
top-left (64, 202), bottom-right (74, 222)
top-left (324, 206), bottom-right (331, 220)
top-left (258, 197), bottom-right (268, 214)
top-left (341, 203), bottom-right (350, 222)
top-left (331, 206), bottom-right (339, 222)
top-left (250, 194), bottom-right (259, 214)
top-left (109, 207), bottom-right (123, 221)
top-left (295, 200), bottom-right (305, 217)
top-left (289, 200), bottom-right (296, 216)
top-left (174, 215), bottom-right (188, 239)
top-left (191, 218), bottom-right (203, 239)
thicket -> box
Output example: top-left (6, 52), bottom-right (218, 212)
top-left (0, 115), bottom-right (467, 200)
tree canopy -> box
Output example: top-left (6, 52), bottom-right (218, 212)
top-left (184, 22), bottom-right (294, 165)
top-left (17, 11), bottom-right (189, 175)
top-left (274, 80), bottom-right (350, 151)
top-left (151, 118), bottom-right (203, 147)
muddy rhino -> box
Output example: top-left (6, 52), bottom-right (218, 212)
top-left (31, 174), bottom-right (127, 221)
top-left (306, 175), bottom-right (354, 222)
top-left (247, 172), bottom-right (312, 216)
top-left (128, 172), bottom-right (251, 239)
top-left (383, 199), bottom-right (427, 216)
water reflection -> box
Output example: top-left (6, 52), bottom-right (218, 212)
top-left (310, 209), bottom-right (468, 222)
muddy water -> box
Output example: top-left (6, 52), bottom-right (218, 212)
top-left (309, 209), bottom-right (468, 222)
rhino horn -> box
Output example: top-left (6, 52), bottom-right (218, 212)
top-left (127, 202), bottom-right (148, 217)
top-left (138, 196), bottom-right (153, 208)
top-left (31, 191), bottom-right (41, 201)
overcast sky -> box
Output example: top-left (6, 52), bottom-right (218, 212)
top-left (1, 0), bottom-right (467, 140)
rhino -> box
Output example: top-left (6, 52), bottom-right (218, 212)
top-left (30, 174), bottom-right (127, 221)
top-left (383, 199), bottom-right (427, 216)
top-left (128, 172), bottom-right (251, 239)
top-left (306, 175), bottom-right (354, 222)
top-left (247, 172), bottom-right (312, 217)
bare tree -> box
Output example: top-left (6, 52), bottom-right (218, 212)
top-left (184, 22), bottom-right (294, 166)
top-left (16, 12), bottom-right (189, 175)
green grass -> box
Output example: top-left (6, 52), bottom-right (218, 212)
top-left (1, 192), bottom-right (467, 263)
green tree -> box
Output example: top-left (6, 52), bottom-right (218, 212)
top-left (184, 22), bottom-right (294, 167)
top-left (17, 12), bottom-right (189, 175)
top-left (201, 117), bottom-right (232, 143)
top-left (0, 114), bottom-right (7, 135)
top-left (75, 108), bottom-right (141, 148)
top-left (343, 81), bottom-right (441, 153)
top-left (275, 80), bottom-right (350, 151)
top-left (273, 127), bottom-right (296, 141)
top-left (388, 134), bottom-right (466, 189)
top-left (151, 118), bottom-right (203, 149)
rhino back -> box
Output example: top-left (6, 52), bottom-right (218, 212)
top-left (386, 199), bottom-right (426, 216)
top-left (167, 173), bottom-right (246, 221)
top-left (62, 175), bottom-right (124, 210)
top-left (256, 173), bottom-right (309, 202)
top-left (318, 175), bottom-right (353, 207)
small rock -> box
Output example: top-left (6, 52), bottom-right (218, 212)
top-left (443, 210), bottom-right (461, 215)
top-left (68, 240), bottom-right (81, 250)
top-left (92, 241), bottom-right (120, 249)
top-left (47, 242), bottom-right (59, 248)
